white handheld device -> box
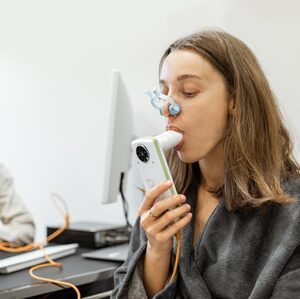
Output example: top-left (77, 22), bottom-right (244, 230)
top-left (131, 131), bottom-right (183, 201)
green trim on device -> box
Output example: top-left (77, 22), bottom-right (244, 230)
top-left (153, 138), bottom-right (176, 195)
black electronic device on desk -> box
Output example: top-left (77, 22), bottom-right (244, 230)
top-left (47, 221), bottom-right (131, 248)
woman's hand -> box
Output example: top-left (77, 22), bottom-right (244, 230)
top-left (138, 180), bottom-right (192, 255)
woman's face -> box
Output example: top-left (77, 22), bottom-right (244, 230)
top-left (160, 50), bottom-right (231, 163)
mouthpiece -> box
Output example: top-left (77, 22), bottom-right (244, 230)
top-left (155, 130), bottom-right (183, 151)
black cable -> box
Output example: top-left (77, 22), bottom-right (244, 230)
top-left (119, 172), bottom-right (132, 231)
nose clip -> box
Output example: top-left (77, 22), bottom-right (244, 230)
top-left (144, 88), bottom-right (181, 117)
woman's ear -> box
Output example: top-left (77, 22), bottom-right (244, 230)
top-left (228, 98), bottom-right (236, 115)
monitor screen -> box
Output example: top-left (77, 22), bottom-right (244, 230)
top-left (101, 69), bottom-right (134, 204)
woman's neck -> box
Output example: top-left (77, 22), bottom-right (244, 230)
top-left (198, 144), bottom-right (224, 189)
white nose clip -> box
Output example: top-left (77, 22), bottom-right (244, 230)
top-left (155, 130), bottom-right (183, 152)
top-left (144, 88), bottom-right (181, 116)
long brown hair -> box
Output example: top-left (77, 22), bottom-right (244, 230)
top-left (160, 29), bottom-right (300, 211)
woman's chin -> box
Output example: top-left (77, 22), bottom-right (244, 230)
top-left (177, 152), bottom-right (199, 164)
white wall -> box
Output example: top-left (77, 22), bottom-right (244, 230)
top-left (0, 0), bottom-right (299, 240)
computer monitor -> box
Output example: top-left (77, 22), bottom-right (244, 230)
top-left (101, 69), bottom-right (134, 204)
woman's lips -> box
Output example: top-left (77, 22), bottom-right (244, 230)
top-left (166, 126), bottom-right (184, 151)
top-left (174, 138), bottom-right (184, 151)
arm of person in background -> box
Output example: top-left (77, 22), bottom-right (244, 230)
top-left (0, 164), bottom-right (35, 245)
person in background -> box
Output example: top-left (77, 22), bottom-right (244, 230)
top-left (112, 29), bottom-right (300, 298)
top-left (0, 163), bottom-right (35, 245)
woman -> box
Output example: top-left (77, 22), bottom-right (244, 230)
top-left (0, 163), bottom-right (35, 245)
top-left (112, 29), bottom-right (300, 298)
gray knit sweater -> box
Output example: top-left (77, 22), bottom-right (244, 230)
top-left (112, 176), bottom-right (300, 298)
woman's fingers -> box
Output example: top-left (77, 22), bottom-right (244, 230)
top-left (153, 212), bottom-right (192, 242)
top-left (146, 203), bottom-right (191, 236)
top-left (138, 180), bottom-right (192, 250)
top-left (138, 180), bottom-right (173, 215)
top-left (150, 194), bottom-right (186, 218)
top-left (147, 212), bottom-right (192, 244)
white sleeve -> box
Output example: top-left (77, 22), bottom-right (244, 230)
top-left (0, 164), bottom-right (35, 244)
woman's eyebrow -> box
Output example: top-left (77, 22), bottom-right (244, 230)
top-left (177, 74), bottom-right (203, 81)
top-left (159, 74), bottom-right (203, 85)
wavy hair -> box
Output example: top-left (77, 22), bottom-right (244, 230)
top-left (160, 29), bottom-right (300, 211)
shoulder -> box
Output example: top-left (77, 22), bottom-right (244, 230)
top-left (270, 176), bottom-right (300, 226)
top-left (0, 164), bottom-right (13, 189)
top-left (283, 176), bottom-right (300, 198)
top-left (281, 176), bottom-right (300, 215)
top-left (0, 163), bottom-right (13, 179)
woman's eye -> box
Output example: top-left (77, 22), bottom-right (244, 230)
top-left (182, 91), bottom-right (197, 97)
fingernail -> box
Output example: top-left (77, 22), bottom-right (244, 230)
top-left (165, 180), bottom-right (172, 186)
top-left (180, 195), bottom-right (186, 202)
top-left (185, 204), bottom-right (191, 211)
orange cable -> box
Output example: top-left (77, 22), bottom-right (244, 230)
top-left (0, 193), bottom-right (81, 298)
top-left (168, 231), bottom-right (181, 283)
top-left (28, 243), bottom-right (81, 299)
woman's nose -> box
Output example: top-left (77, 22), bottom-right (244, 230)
top-left (161, 97), bottom-right (181, 118)
top-left (161, 101), bottom-right (170, 118)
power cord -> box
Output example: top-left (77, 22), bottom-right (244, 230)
top-left (119, 172), bottom-right (132, 232)
top-left (169, 231), bottom-right (181, 283)
top-left (29, 243), bottom-right (81, 298)
top-left (0, 193), bottom-right (81, 299)
top-left (0, 193), bottom-right (69, 252)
